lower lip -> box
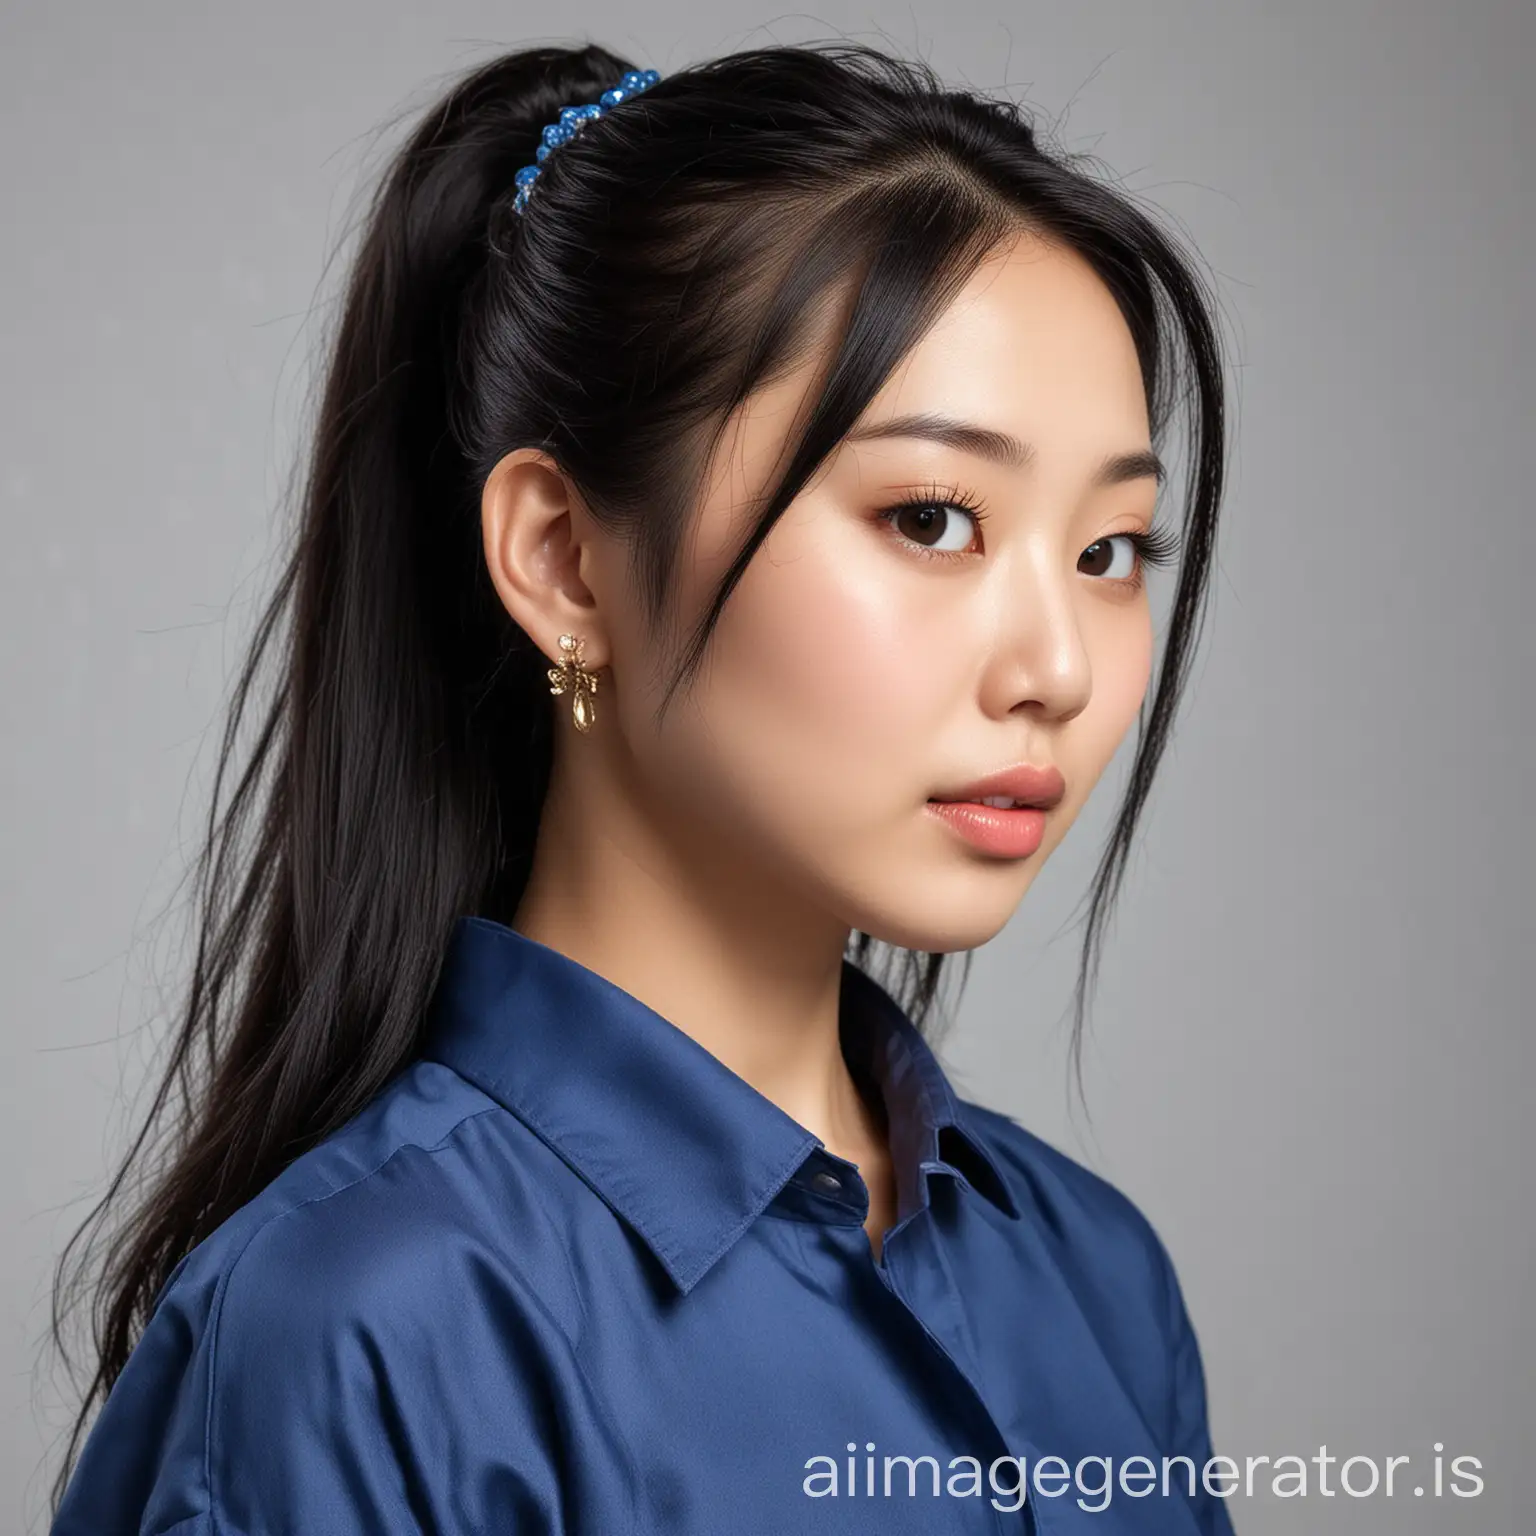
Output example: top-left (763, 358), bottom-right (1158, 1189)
top-left (925, 800), bottom-right (1048, 858)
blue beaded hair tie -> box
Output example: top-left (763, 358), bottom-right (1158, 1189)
top-left (512, 68), bottom-right (662, 216)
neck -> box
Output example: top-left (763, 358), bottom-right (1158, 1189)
top-left (511, 749), bottom-right (881, 1159)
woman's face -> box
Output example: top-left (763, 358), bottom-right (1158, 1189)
top-left (590, 231), bottom-right (1160, 955)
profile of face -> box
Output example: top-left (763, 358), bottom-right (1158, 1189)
top-left (486, 230), bottom-right (1159, 957)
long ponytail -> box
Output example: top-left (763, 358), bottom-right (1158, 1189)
top-left (46, 43), bottom-right (642, 1513)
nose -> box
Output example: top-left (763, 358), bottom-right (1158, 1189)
top-left (977, 555), bottom-right (1094, 724)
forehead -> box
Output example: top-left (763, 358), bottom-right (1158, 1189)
top-left (867, 231), bottom-right (1149, 447)
top-left (693, 231), bottom-right (1150, 552)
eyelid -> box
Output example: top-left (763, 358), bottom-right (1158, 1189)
top-left (877, 479), bottom-right (989, 520)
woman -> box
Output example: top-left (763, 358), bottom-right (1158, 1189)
top-left (49, 39), bottom-right (1233, 1535)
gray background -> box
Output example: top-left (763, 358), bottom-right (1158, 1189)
top-left (5, 2), bottom-right (1531, 1531)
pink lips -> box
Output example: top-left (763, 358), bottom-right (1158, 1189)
top-left (929, 763), bottom-right (1066, 810)
top-left (925, 762), bottom-right (1065, 859)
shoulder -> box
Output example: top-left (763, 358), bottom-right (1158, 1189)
top-left (194, 1067), bottom-right (589, 1473)
top-left (955, 1096), bottom-right (1179, 1323)
top-left (54, 1061), bottom-right (601, 1535)
top-left (171, 1057), bottom-right (588, 1346)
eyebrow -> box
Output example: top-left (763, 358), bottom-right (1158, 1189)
top-left (844, 412), bottom-right (1165, 488)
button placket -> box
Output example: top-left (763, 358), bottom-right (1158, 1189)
top-left (875, 1215), bottom-right (1043, 1534)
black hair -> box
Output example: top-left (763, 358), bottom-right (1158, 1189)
top-left (47, 38), bottom-right (1227, 1512)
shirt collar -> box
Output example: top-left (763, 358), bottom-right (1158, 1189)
top-left (419, 916), bottom-right (1018, 1293)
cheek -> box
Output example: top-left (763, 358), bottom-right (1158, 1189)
top-left (655, 516), bottom-right (970, 847)
top-left (712, 524), bottom-right (961, 773)
top-left (1097, 603), bottom-right (1155, 736)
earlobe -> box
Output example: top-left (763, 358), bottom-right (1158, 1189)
top-left (480, 447), bottom-right (609, 671)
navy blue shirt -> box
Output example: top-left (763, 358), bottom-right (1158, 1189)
top-left (53, 916), bottom-right (1235, 1534)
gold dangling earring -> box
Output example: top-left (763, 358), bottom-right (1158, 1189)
top-left (547, 633), bottom-right (600, 733)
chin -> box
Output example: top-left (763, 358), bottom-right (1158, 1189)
top-left (844, 873), bottom-right (1029, 957)
top-left (861, 914), bottom-right (1011, 956)
top-left (810, 820), bottom-right (1043, 956)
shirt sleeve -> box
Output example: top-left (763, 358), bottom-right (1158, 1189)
top-left (51, 1201), bottom-right (631, 1536)
top-left (1156, 1234), bottom-right (1239, 1536)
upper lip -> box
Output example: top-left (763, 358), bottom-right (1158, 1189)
top-left (929, 763), bottom-right (1066, 809)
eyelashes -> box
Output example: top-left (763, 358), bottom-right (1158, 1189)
top-left (1109, 521), bottom-right (1182, 575)
top-left (873, 479), bottom-right (1182, 589)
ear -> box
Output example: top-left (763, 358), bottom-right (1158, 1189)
top-left (480, 448), bottom-right (609, 670)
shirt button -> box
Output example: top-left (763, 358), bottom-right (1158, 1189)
top-left (811, 1170), bottom-right (843, 1193)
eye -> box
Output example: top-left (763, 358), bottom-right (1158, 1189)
top-left (874, 482), bottom-right (989, 562)
top-left (888, 504), bottom-right (978, 553)
top-left (1079, 523), bottom-right (1182, 590)
top-left (1079, 534), bottom-right (1140, 580)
